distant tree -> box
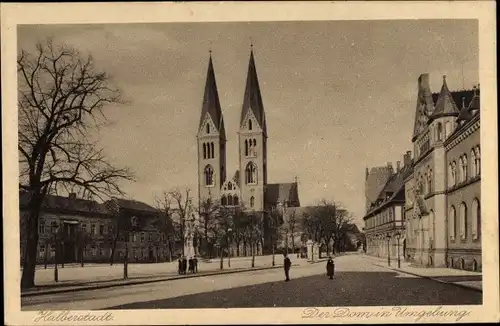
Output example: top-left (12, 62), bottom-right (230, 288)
top-left (154, 192), bottom-right (177, 262)
top-left (198, 197), bottom-right (221, 258)
top-left (245, 214), bottom-right (264, 267)
top-left (75, 227), bottom-right (93, 267)
top-left (169, 188), bottom-right (195, 257)
top-left (231, 206), bottom-right (248, 257)
top-left (18, 38), bottom-right (134, 288)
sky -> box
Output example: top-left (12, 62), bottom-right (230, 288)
top-left (17, 20), bottom-right (478, 227)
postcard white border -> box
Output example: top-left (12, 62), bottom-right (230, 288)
top-left (2, 1), bottom-right (498, 325)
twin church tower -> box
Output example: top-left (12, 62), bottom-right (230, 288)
top-left (196, 47), bottom-right (300, 214)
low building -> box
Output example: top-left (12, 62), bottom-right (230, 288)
top-left (19, 192), bottom-right (177, 264)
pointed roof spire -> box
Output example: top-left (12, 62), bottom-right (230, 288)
top-left (431, 74), bottom-right (460, 117)
top-left (199, 52), bottom-right (225, 140)
top-left (240, 44), bottom-right (267, 136)
top-left (412, 74), bottom-right (435, 140)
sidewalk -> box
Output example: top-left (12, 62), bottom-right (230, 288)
top-left (21, 255), bottom-right (310, 297)
top-left (361, 254), bottom-right (482, 292)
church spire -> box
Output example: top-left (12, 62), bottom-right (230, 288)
top-left (199, 51), bottom-right (225, 140)
top-left (240, 46), bottom-right (267, 136)
top-left (412, 73), bottom-right (435, 141)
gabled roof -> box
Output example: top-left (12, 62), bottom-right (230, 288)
top-left (240, 49), bottom-right (267, 136)
top-left (111, 198), bottom-right (158, 214)
top-left (199, 54), bottom-right (226, 140)
top-left (265, 182), bottom-right (300, 207)
top-left (19, 192), bottom-right (111, 216)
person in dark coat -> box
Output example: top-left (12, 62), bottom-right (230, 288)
top-left (182, 256), bottom-right (188, 274)
top-left (193, 257), bottom-right (198, 273)
top-left (188, 257), bottom-right (194, 273)
top-left (326, 257), bottom-right (335, 279)
top-left (283, 253), bottom-right (291, 282)
top-left (177, 256), bottom-right (183, 275)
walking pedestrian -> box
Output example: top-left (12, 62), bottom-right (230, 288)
top-left (326, 256), bottom-right (335, 279)
top-left (193, 256), bottom-right (198, 273)
top-left (177, 256), bottom-right (182, 275)
top-left (188, 257), bottom-right (194, 273)
top-left (182, 256), bottom-right (188, 274)
top-left (283, 253), bottom-right (291, 282)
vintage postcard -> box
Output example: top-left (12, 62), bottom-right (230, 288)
top-left (2, 1), bottom-right (498, 325)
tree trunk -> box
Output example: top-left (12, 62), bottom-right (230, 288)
top-left (110, 225), bottom-right (120, 266)
top-left (21, 193), bottom-right (44, 289)
top-left (236, 240), bottom-right (240, 257)
top-left (251, 242), bottom-right (255, 267)
top-left (168, 241), bottom-right (173, 262)
top-left (80, 246), bottom-right (84, 267)
top-left (44, 243), bottom-right (48, 269)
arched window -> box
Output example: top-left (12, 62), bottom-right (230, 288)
top-left (204, 165), bottom-right (214, 186)
top-left (249, 119), bottom-right (253, 130)
top-left (448, 163), bottom-right (453, 188)
top-left (462, 154), bottom-right (468, 181)
top-left (206, 123), bottom-right (210, 134)
top-left (437, 122), bottom-right (443, 141)
top-left (253, 139), bottom-right (257, 147)
top-left (234, 196), bottom-right (239, 206)
top-left (470, 150), bottom-right (476, 178)
top-left (203, 143), bottom-right (207, 159)
top-left (245, 140), bottom-right (248, 156)
top-left (459, 202), bottom-right (467, 240)
top-left (227, 195), bottom-right (233, 206)
top-left (449, 206), bottom-right (456, 240)
top-left (475, 147), bottom-right (481, 175)
top-left (445, 121), bottom-right (451, 138)
top-left (428, 169), bottom-right (433, 194)
top-left (472, 198), bottom-right (480, 240)
top-left (452, 161), bottom-right (458, 185)
top-left (250, 196), bottom-right (255, 208)
top-left (221, 195), bottom-right (227, 206)
top-left (245, 162), bottom-right (257, 184)
top-left (458, 157), bottom-right (464, 183)
top-left (228, 182), bottom-right (232, 191)
top-left (211, 142), bottom-right (215, 159)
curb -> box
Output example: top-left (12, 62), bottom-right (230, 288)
top-left (21, 263), bottom-right (299, 298)
top-left (371, 262), bottom-right (482, 293)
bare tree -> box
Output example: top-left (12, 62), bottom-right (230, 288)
top-left (198, 197), bottom-right (221, 258)
top-left (169, 188), bottom-right (195, 257)
top-left (154, 192), bottom-right (177, 262)
top-left (18, 39), bottom-right (134, 288)
top-left (288, 209), bottom-right (297, 254)
top-left (245, 214), bottom-right (263, 267)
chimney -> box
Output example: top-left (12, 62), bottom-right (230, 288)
top-left (387, 162), bottom-right (393, 173)
top-left (396, 161), bottom-right (401, 172)
top-left (69, 193), bottom-right (77, 201)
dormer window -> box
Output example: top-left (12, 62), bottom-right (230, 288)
top-left (248, 119), bottom-right (253, 130)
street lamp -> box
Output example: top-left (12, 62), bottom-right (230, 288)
top-left (228, 227), bottom-right (232, 268)
top-left (386, 234), bottom-right (391, 267)
top-left (395, 231), bottom-right (401, 268)
top-left (50, 222), bottom-right (59, 282)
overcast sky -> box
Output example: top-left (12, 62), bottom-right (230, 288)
top-left (18, 20), bottom-right (478, 226)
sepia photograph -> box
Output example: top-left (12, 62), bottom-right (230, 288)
top-left (2, 1), bottom-right (498, 325)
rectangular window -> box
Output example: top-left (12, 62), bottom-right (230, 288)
top-left (99, 247), bottom-right (104, 256)
top-left (99, 225), bottom-right (104, 235)
top-left (133, 233), bottom-right (137, 242)
top-left (92, 246), bottom-right (97, 256)
top-left (141, 232), bottom-right (145, 242)
top-left (148, 232), bottom-right (152, 242)
top-left (39, 245), bottom-right (46, 258)
top-left (38, 220), bottom-right (45, 235)
top-left (90, 224), bottom-right (96, 235)
top-left (82, 223), bottom-right (87, 232)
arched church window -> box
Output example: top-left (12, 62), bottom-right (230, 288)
top-left (227, 195), bottom-right (233, 206)
top-left (204, 165), bottom-right (214, 187)
top-left (228, 182), bottom-right (232, 191)
top-left (249, 119), bottom-right (253, 130)
top-left (203, 143), bottom-right (207, 160)
top-left (245, 162), bottom-right (257, 184)
top-left (234, 196), bottom-right (239, 206)
top-left (221, 195), bottom-right (227, 206)
top-left (462, 154), bottom-right (468, 181)
top-left (206, 123), bottom-right (210, 134)
top-left (245, 140), bottom-right (249, 156)
top-left (210, 142), bottom-right (215, 159)
top-left (459, 202), bottom-right (467, 240)
top-left (470, 150), bottom-right (476, 178)
top-left (250, 196), bottom-right (255, 208)
top-left (253, 139), bottom-right (257, 147)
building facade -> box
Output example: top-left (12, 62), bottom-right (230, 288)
top-left (20, 192), bottom-right (176, 264)
top-left (404, 74), bottom-right (480, 271)
top-left (196, 48), bottom-right (300, 255)
top-left (364, 155), bottom-right (412, 261)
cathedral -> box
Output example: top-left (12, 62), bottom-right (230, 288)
top-left (196, 47), bottom-right (300, 254)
